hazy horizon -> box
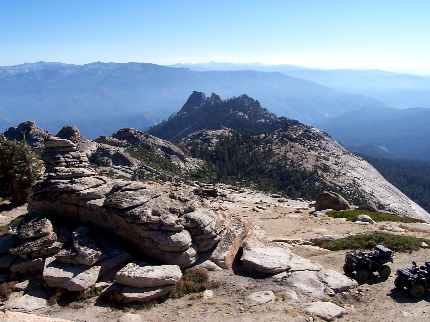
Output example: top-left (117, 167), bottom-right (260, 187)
top-left (1, 60), bottom-right (430, 77)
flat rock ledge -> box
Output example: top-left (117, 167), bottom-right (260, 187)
top-left (102, 262), bottom-right (181, 304)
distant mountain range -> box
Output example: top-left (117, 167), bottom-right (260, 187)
top-left (2, 61), bottom-right (430, 161)
top-left (175, 62), bottom-right (430, 108)
top-left (0, 61), bottom-right (384, 137)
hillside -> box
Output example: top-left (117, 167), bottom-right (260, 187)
top-left (151, 92), bottom-right (429, 220)
top-left (0, 62), bottom-right (384, 136)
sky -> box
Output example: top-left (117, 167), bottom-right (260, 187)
top-left (1, 0), bottom-right (430, 74)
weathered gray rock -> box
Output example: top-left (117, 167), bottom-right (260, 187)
top-left (115, 263), bottom-right (182, 288)
top-left (283, 271), bottom-right (326, 299)
top-left (5, 289), bottom-right (49, 312)
top-left (315, 191), bottom-right (350, 211)
top-left (29, 138), bottom-right (232, 268)
top-left (246, 291), bottom-right (275, 306)
top-left (210, 216), bottom-right (249, 269)
top-left (98, 250), bottom-right (132, 280)
top-left (106, 283), bottom-right (174, 304)
top-left (10, 232), bottom-right (60, 259)
top-left (17, 217), bottom-right (53, 240)
top-left (43, 257), bottom-right (101, 292)
top-left (240, 245), bottom-right (321, 276)
top-left (241, 246), bottom-right (291, 275)
top-left (305, 301), bottom-right (347, 321)
top-left (183, 209), bottom-right (223, 252)
top-left (319, 269), bottom-right (358, 293)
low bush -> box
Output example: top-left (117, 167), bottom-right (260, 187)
top-left (314, 232), bottom-right (429, 252)
top-left (170, 267), bottom-right (217, 298)
top-left (326, 209), bottom-right (424, 223)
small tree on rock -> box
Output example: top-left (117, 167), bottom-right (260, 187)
top-left (0, 136), bottom-right (43, 205)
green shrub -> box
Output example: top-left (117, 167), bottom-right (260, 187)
top-left (327, 209), bottom-right (424, 223)
top-left (314, 232), bottom-right (429, 252)
top-left (0, 137), bottom-right (43, 205)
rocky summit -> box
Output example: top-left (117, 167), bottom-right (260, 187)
top-left (169, 92), bottom-right (429, 220)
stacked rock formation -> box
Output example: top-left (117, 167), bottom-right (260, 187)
top-left (29, 137), bottom-right (231, 268)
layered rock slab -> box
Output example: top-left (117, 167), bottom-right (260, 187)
top-left (29, 137), bottom-right (232, 267)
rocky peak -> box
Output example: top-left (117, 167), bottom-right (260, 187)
top-left (180, 91), bottom-right (207, 113)
top-left (149, 92), bottom-right (281, 141)
top-left (3, 121), bottom-right (49, 149)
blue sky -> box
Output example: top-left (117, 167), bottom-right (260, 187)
top-left (1, 0), bottom-right (430, 73)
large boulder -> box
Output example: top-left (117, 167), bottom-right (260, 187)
top-left (210, 216), bottom-right (249, 269)
top-left (115, 263), bottom-right (182, 288)
top-left (240, 245), bottom-right (321, 276)
top-left (315, 191), bottom-right (350, 211)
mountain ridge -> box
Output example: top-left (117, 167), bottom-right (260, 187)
top-left (0, 61), bottom-right (385, 137)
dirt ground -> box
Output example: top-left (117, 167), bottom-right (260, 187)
top-left (2, 189), bottom-right (430, 322)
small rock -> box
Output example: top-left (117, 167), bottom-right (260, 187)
top-left (305, 301), bottom-right (347, 321)
top-left (246, 291), bottom-right (275, 305)
top-left (319, 269), bottom-right (358, 293)
top-left (421, 241), bottom-right (429, 248)
top-left (115, 263), bottom-right (182, 288)
top-left (1, 311), bottom-right (73, 322)
top-left (5, 289), bottom-right (49, 312)
top-left (202, 289), bottom-right (214, 299)
top-left (284, 271), bottom-right (326, 299)
top-left (14, 280), bottom-right (30, 291)
top-left (193, 260), bottom-right (223, 271)
top-left (353, 215), bottom-right (375, 224)
top-left (118, 313), bottom-right (142, 322)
